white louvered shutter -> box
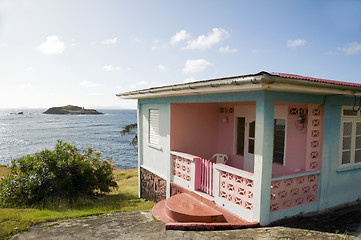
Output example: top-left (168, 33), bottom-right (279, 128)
top-left (149, 109), bottom-right (160, 145)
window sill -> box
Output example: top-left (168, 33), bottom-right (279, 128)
top-left (336, 164), bottom-right (361, 172)
top-left (148, 143), bottom-right (163, 151)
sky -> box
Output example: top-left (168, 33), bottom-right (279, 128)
top-left (0, 0), bottom-right (360, 109)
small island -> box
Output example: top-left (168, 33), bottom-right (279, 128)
top-left (43, 105), bottom-right (103, 115)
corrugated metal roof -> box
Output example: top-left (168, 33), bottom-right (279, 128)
top-left (273, 72), bottom-right (361, 87)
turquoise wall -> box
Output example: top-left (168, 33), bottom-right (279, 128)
top-left (320, 95), bottom-right (361, 209)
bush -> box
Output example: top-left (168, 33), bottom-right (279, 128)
top-left (0, 141), bottom-right (118, 207)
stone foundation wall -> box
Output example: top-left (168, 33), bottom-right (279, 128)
top-left (170, 182), bottom-right (186, 197)
top-left (140, 167), bottom-right (166, 202)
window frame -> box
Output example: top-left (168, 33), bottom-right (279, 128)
top-left (272, 105), bottom-right (288, 166)
top-left (339, 106), bottom-right (361, 167)
top-left (233, 105), bottom-right (287, 166)
top-left (273, 118), bottom-right (286, 165)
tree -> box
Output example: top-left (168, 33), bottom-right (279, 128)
top-left (120, 123), bottom-right (138, 147)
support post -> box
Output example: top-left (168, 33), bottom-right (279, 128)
top-left (252, 92), bottom-right (274, 225)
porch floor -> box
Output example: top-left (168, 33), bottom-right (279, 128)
top-left (152, 185), bottom-right (259, 230)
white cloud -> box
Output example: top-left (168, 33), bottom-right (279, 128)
top-left (182, 59), bottom-right (213, 74)
top-left (103, 65), bottom-right (121, 71)
top-left (170, 30), bottom-right (191, 45)
top-left (37, 35), bottom-right (65, 55)
top-left (158, 64), bottom-right (167, 71)
top-left (219, 46), bottom-right (238, 53)
top-left (151, 40), bottom-right (167, 50)
top-left (184, 77), bottom-right (196, 83)
top-left (78, 81), bottom-right (102, 88)
top-left (137, 81), bottom-right (148, 86)
top-left (287, 39), bottom-right (307, 48)
top-left (183, 28), bottom-right (229, 50)
top-left (339, 42), bottom-right (361, 55)
top-left (25, 67), bottom-right (33, 71)
top-left (102, 37), bottom-right (117, 45)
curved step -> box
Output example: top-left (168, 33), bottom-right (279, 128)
top-left (152, 199), bottom-right (176, 223)
top-left (165, 193), bottom-right (226, 223)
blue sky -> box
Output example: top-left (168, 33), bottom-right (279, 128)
top-left (0, 0), bottom-right (360, 109)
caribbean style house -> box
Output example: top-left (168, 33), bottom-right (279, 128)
top-left (117, 71), bottom-right (361, 226)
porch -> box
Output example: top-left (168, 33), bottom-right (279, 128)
top-left (163, 100), bottom-right (323, 224)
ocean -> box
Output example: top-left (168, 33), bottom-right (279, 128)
top-left (0, 109), bottom-right (138, 169)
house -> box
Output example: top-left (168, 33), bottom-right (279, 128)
top-left (116, 71), bottom-right (361, 226)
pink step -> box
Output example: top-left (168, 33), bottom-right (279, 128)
top-left (165, 193), bottom-right (226, 223)
top-left (152, 187), bottom-right (260, 230)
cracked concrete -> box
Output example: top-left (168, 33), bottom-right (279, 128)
top-left (11, 209), bottom-right (359, 240)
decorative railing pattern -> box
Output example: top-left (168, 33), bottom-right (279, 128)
top-left (270, 173), bottom-right (318, 212)
top-left (172, 154), bottom-right (192, 182)
top-left (305, 104), bottom-right (323, 171)
top-left (219, 170), bottom-right (254, 211)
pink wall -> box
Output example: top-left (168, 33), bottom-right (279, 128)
top-left (171, 102), bottom-right (313, 176)
top-left (171, 102), bottom-right (254, 169)
top-left (272, 102), bottom-right (308, 177)
top-left (171, 103), bottom-right (219, 159)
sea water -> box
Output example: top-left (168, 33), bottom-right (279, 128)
top-left (0, 109), bottom-right (138, 169)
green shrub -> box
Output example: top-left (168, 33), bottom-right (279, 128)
top-left (0, 140), bottom-right (118, 207)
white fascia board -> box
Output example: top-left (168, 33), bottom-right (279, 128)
top-left (117, 82), bottom-right (265, 99)
top-left (267, 82), bottom-right (361, 96)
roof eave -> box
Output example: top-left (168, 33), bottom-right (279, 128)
top-left (116, 72), bottom-right (361, 99)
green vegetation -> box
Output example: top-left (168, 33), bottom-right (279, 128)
top-left (0, 142), bottom-right (153, 239)
top-left (0, 141), bottom-right (117, 207)
top-left (121, 123), bottom-right (138, 147)
top-left (0, 168), bottom-right (153, 240)
top-left (43, 105), bottom-right (103, 115)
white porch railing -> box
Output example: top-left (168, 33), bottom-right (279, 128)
top-left (170, 151), bottom-right (214, 196)
top-left (214, 164), bottom-right (255, 222)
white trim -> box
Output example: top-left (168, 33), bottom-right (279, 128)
top-left (271, 170), bottom-right (320, 181)
top-left (233, 105), bottom-right (256, 156)
top-left (339, 106), bottom-right (361, 167)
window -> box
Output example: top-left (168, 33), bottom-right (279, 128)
top-left (273, 119), bottom-right (286, 164)
top-left (149, 109), bottom-right (160, 146)
top-left (340, 107), bottom-right (361, 166)
top-left (235, 117), bottom-right (245, 155)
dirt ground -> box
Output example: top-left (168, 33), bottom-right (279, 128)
top-left (12, 201), bottom-right (361, 240)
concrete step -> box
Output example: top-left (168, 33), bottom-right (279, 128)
top-left (152, 186), bottom-right (260, 230)
top-left (165, 193), bottom-right (226, 223)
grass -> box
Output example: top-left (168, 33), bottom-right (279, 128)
top-left (0, 165), bottom-right (9, 177)
top-left (0, 167), bottom-right (154, 240)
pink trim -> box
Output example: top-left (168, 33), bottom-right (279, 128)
top-left (277, 72), bottom-right (361, 87)
top-left (198, 158), bottom-right (214, 196)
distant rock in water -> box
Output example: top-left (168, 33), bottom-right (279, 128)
top-left (43, 105), bottom-right (103, 115)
